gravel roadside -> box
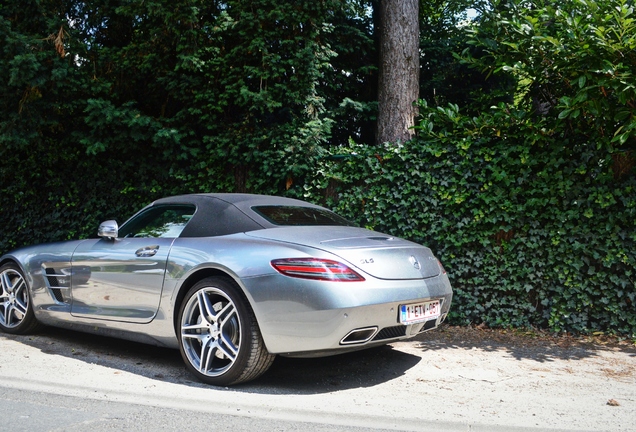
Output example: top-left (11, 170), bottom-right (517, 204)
top-left (0, 325), bottom-right (634, 431)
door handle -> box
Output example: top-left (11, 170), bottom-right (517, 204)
top-left (135, 245), bottom-right (160, 257)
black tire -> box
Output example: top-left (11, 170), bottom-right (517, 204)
top-left (0, 263), bottom-right (41, 334)
top-left (177, 276), bottom-right (275, 386)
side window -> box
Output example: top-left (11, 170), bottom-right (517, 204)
top-left (119, 205), bottom-right (196, 238)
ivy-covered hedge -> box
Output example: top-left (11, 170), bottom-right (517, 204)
top-left (306, 103), bottom-right (636, 338)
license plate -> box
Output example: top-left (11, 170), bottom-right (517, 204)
top-left (399, 300), bottom-right (441, 324)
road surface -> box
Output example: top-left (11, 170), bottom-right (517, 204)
top-left (0, 325), bottom-right (633, 431)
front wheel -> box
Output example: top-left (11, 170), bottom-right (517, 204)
top-left (0, 263), bottom-right (41, 334)
top-left (178, 277), bottom-right (275, 386)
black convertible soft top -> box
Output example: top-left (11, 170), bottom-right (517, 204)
top-left (144, 193), bottom-right (330, 238)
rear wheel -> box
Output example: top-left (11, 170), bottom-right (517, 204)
top-left (178, 276), bottom-right (275, 386)
top-left (0, 263), bottom-right (40, 334)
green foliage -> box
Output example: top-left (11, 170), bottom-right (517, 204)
top-left (419, 0), bottom-right (510, 110)
top-left (461, 0), bottom-right (636, 150)
top-left (0, 0), bottom-right (339, 253)
top-left (319, 2), bottom-right (378, 146)
top-left (76, 0), bottom-right (339, 194)
top-left (306, 101), bottom-right (635, 337)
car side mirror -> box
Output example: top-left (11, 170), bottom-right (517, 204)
top-left (98, 220), bottom-right (119, 239)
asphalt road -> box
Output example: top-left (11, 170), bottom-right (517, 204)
top-left (0, 325), bottom-right (634, 431)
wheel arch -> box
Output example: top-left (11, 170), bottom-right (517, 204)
top-left (0, 257), bottom-right (22, 270)
top-left (0, 257), bottom-right (30, 285)
top-left (173, 265), bottom-right (276, 385)
top-left (172, 267), bottom-right (254, 334)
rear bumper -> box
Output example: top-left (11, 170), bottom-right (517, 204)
top-left (241, 272), bottom-right (452, 355)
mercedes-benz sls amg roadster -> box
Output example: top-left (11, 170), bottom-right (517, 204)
top-left (0, 194), bottom-right (452, 385)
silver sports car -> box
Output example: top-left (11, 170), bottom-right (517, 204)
top-left (0, 194), bottom-right (452, 385)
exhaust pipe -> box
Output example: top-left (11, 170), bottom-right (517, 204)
top-left (340, 327), bottom-right (379, 345)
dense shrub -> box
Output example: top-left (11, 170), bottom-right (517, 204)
top-left (0, 0), bottom-right (338, 252)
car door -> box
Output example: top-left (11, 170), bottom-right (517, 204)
top-left (70, 204), bottom-right (196, 323)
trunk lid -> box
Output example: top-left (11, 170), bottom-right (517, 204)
top-left (245, 226), bottom-right (440, 280)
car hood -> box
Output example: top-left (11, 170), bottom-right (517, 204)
top-left (245, 226), bottom-right (440, 280)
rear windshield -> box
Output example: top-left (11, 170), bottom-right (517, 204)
top-left (252, 206), bottom-right (356, 227)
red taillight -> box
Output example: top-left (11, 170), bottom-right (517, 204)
top-left (271, 258), bottom-right (365, 282)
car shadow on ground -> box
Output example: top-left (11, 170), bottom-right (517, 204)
top-left (6, 326), bottom-right (421, 394)
top-left (250, 345), bottom-right (420, 393)
top-left (412, 325), bottom-right (636, 363)
top-left (7, 324), bottom-right (634, 395)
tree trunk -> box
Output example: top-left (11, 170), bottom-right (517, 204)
top-left (377, 0), bottom-right (420, 145)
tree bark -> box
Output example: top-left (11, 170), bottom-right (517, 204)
top-left (377, 0), bottom-right (420, 145)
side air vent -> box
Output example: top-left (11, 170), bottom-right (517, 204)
top-left (44, 267), bottom-right (71, 288)
top-left (43, 267), bottom-right (71, 304)
top-left (50, 288), bottom-right (65, 303)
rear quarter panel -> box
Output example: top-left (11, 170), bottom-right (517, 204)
top-left (165, 233), bottom-right (452, 354)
